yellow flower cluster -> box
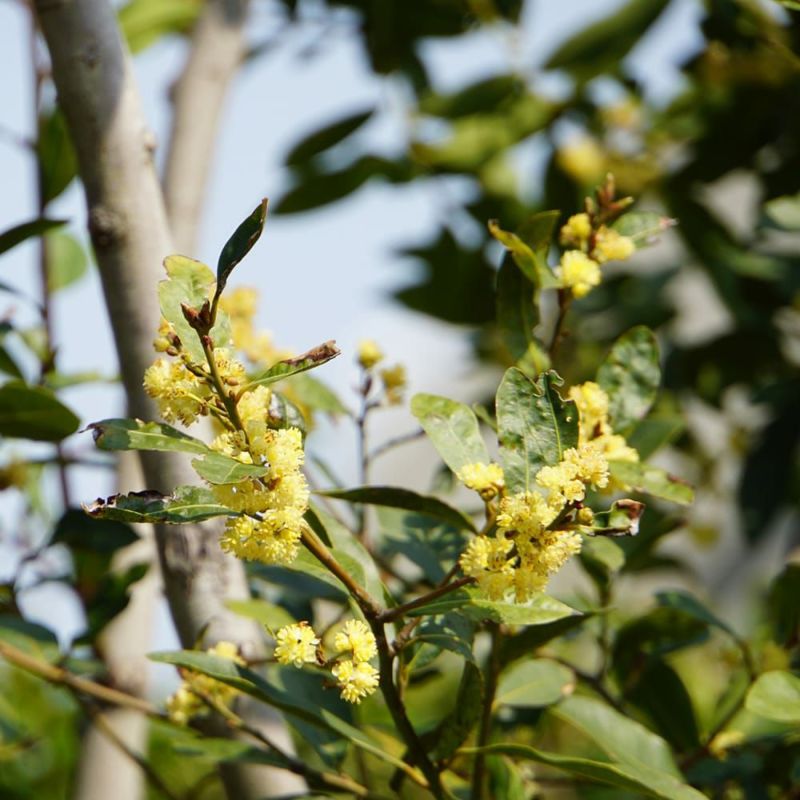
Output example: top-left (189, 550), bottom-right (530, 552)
top-left (460, 443), bottom-right (609, 602)
top-left (273, 619), bottom-right (379, 704)
top-left (456, 461), bottom-right (505, 499)
top-left (380, 363), bottom-right (406, 405)
top-left (557, 209), bottom-right (635, 299)
top-left (357, 339), bottom-right (383, 370)
top-left (220, 287), bottom-right (292, 366)
top-left (166, 641), bottom-right (244, 725)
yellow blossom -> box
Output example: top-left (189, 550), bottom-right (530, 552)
top-left (497, 491), bottom-right (559, 536)
top-left (236, 385), bottom-right (272, 426)
top-left (576, 507), bottom-right (594, 525)
top-left (357, 339), bottom-right (383, 370)
top-left (334, 620), bottom-right (377, 663)
top-left (332, 659), bottom-right (380, 704)
top-left (213, 348), bottom-right (246, 386)
top-left (593, 226), bottom-right (635, 263)
top-left (559, 213), bottom-right (592, 249)
top-left (557, 136), bottom-right (605, 184)
top-left (568, 382), bottom-right (610, 441)
top-left (459, 535), bottom-right (514, 577)
top-left (559, 250), bottom-right (601, 298)
top-left (563, 444), bottom-right (610, 489)
top-left (219, 511), bottom-right (304, 565)
top-left (153, 318), bottom-right (176, 353)
top-left (143, 358), bottom-right (211, 426)
top-left (380, 364), bottom-right (406, 404)
top-left (274, 623), bottom-right (320, 668)
top-left (456, 462), bottom-right (504, 497)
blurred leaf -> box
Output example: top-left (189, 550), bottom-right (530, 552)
top-left (495, 659), bottom-right (574, 708)
top-left (609, 460), bottom-right (694, 505)
top-left (745, 671), bottom-right (800, 724)
top-left (581, 537), bottom-right (625, 590)
top-left (52, 508), bottom-right (138, 554)
top-left (467, 741), bottom-right (705, 799)
top-left (319, 485), bottom-right (476, 531)
top-left (225, 599), bottom-right (296, 632)
top-left (37, 110), bottom-right (77, 204)
top-left (627, 416), bottom-right (684, 459)
top-left (597, 326), bottom-right (660, 434)
top-left (83, 486), bottom-right (232, 524)
top-left (420, 75), bottom-right (524, 118)
top-left (497, 369), bottom-right (579, 492)
top-left (762, 192), bottom-right (800, 231)
top-left (612, 212), bottom-right (675, 247)
top-left (427, 662), bottom-right (483, 761)
top-left (190, 452), bottom-right (269, 484)
top-left (118, 0), bottom-right (200, 53)
top-left (656, 589), bottom-right (737, 640)
top-left (215, 199), bottom-right (268, 300)
top-left (287, 373), bottom-right (348, 415)
top-left (89, 418), bottom-right (209, 455)
top-left (767, 564), bottom-right (800, 646)
top-left (487, 756), bottom-right (526, 800)
top-left (0, 218), bottom-right (66, 258)
top-left (489, 217), bottom-right (559, 289)
top-left (44, 231), bottom-right (88, 292)
top-left (0, 382), bottom-right (79, 442)
top-left (0, 616), bottom-right (60, 662)
top-left (550, 695), bottom-right (681, 778)
top-left (0, 345), bottom-right (23, 380)
top-left (411, 393), bottom-right (490, 474)
top-left (544, 0), bottom-right (670, 83)
top-left (247, 340), bottom-right (340, 388)
top-left (286, 108), bottom-right (373, 166)
top-left (498, 612), bottom-right (591, 666)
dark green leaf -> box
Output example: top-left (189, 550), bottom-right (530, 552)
top-left (767, 564), bottom-right (800, 646)
top-left (285, 108), bottom-right (373, 166)
top-left (247, 340), bottom-right (340, 388)
top-left (428, 662), bottom-right (483, 761)
top-left (190, 452), bottom-right (269, 484)
top-left (496, 369), bottom-right (579, 492)
top-left (52, 508), bottom-right (138, 554)
top-left (656, 589), bottom-right (737, 639)
top-left (88, 418), bottom-right (209, 455)
top-left (597, 326), bottom-right (660, 434)
top-left (411, 393), bottom-right (490, 475)
top-left (419, 75), bottom-right (524, 118)
top-left (609, 460), bottom-right (694, 505)
top-left (37, 109), bottom-right (77, 204)
top-left (216, 199), bottom-right (268, 299)
top-left (745, 671), bottom-right (800, 724)
top-left (0, 345), bottom-right (23, 380)
top-left (45, 231), bottom-right (88, 292)
top-left (0, 382), bottom-right (79, 442)
top-left (496, 253), bottom-right (540, 365)
top-left (0, 219), bottom-right (67, 258)
top-left (82, 486), bottom-right (233, 524)
top-left (495, 659), bottom-right (574, 708)
top-left (409, 613), bottom-right (476, 667)
top-left (318, 486), bottom-right (476, 532)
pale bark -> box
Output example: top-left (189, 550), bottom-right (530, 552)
top-left (164, 0), bottom-right (250, 254)
top-left (33, 1), bottom-right (301, 796)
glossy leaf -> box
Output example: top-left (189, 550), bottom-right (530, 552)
top-left (609, 460), bottom-right (694, 505)
top-left (190, 452), bottom-right (269, 484)
top-left (318, 486), bottom-right (476, 532)
top-left (745, 671), bottom-right (800, 724)
top-left (496, 369), bottom-right (578, 492)
top-left (0, 382), bottom-right (79, 442)
top-left (597, 326), bottom-right (660, 434)
top-left (83, 486), bottom-right (233, 524)
top-left (411, 393), bottom-right (490, 474)
top-left (495, 659), bottom-right (574, 708)
top-left (247, 340), bottom-right (340, 388)
top-left (216, 199), bottom-right (268, 299)
top-left (88, 418), bottom-right (209, 455)
top-left (285, 108), bottom-right (373, 166)
top-left (0, 218), bottom-right (66, 258)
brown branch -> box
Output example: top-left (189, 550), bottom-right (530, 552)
top-left (378, 577), bottom-right (475, 624)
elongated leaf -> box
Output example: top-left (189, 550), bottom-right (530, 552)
top-left (609, 460), bottom-right (694, 505)
top-left (411, 393), bottom-right (490, 474)
top-left (83, 486), bottom-right (233, 524)
top-left (489, 219), bottom-right (559, 289)
top-left (550, 695), bottom-right (681, 778)
top-left (0, 382), bottom-right (79, 442)
top-left (89, 418), bottom-right (209, 455)
top-left (191, 452), bottom-right (269, 484)
top-left (496, 659), bottom-right (574, 708)
top-left (37, 109), bottom-right (77, 203)
top-left (247, 340), bottom-right (340, 388)
top-left (0, 345), bottom-right (23, 380)
top-left (464, 743), bottom-right (705, 800)
top-left (496, 254), bottom-right (539, 364)
top-left (745, 671), bottom-right (800, 724)
top-left (656, 590), bottom-right (737, 639)
top-left (288, 373), bottom-right (348, 415)
top-left (497, 369), bottom-right (578, 492)
top-left (613, 212), bottom-right (675, 247)
top-left (0, 218), bottom-right (66, 257)
top-left (318, 486), bottom-right (476, 532)
top-left (286, 108), bottom-right (373, 166)
top-left (409, 589), bottom-right (579, 626)
top-left (216, 199), bottom-right (268, 299)
top-left (597, 326), bottom-right (660, 434)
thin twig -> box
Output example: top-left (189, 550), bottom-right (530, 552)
top-left (368, 429), bottom-right (425, 462)
top-left (378, 577), bottom-right (475, 624)
top-left (471, 623), bottom-right (502, 800)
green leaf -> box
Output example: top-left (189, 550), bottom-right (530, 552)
top-left (285, 108), bottom-right (373, 166)
top-left (762, 192), bottom-right (800, 231)
top-left (224, 599), bottom-right (296, 632)
top-left (45, 231), bottom-right (88, 292)
top-left (597, 326), bottom-right (660, 434)
top-left (496, 369), bottom-right (578, 492)
top-left (498, 613), bottom-right (591, 667)
top-left (544, 0), bottom-right (670, 83)
top-left (495, 659), bottom-right (574, 708)
top-left (52, 508), bottom-right (138, 554)
top-left (745, 671), bottom-right (800, 724)
top-left (627, 416), bottom-right (684, 459)
top-left (428, 662), bottom-right (483, 761)
top-left (656, 589), bottom-right (737, 640)
top-left (118, 0), bottom-right (200, 53)
top-left (411, 393), bottom-right (490, 475)
top-left (83, 486), bottom-right (233, 524)
top-left (190, 452), bottom-right (269, 485)
top-left (612, 212), bottom-right (675, 247)
top-left (409, 613), bottom-right (476, 667)
top-left (489, 219), bottom-right (559, 288)
top-left (287, 373), bottom-right (348, 415)
top-left (37, 109), bottom-right (77, 204)
top-left (88, 418), bottom-right (210, 455)
top-left (550, 695), bottom-right (681, 778)
top-left (215, 199), bottom-right (268, 300)
top-left (464, 742), bottom-right (705, 800)
top-left (408, 589), bottom-right (579, 626)
top-left (0, 382), bottom-right (79, 442)
top-left (496, 253), bottom-right (540, 364)
top-left (246, 341), bottom-right (340, 388)
top-left (318, 486), bottom-right (476, 532)
top-left (0, 616), bottom-right (60, 662)
top-left (767, 564), bottom-right (800, 646)
top-left (0, 345), bottom-right (23, 380)
top-left (609, 460), bottom-right (694, 505)
top-left (580, 537), bottom-right (626, 589)
top-left (0, 218), bottom-right (66, 258)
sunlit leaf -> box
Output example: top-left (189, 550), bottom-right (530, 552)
top-left (191, 452), bottom-right (269, 484)
top-left (609, 460), bottom-right (694, 505)
top-left (89, 418), bottom-right (209, 455)
top-left (83, 486), bottom-right (233, 524)
top-left (247, 341), bottom-right (340, 388)
top-left (745, 671), bottom-right (800, 724)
